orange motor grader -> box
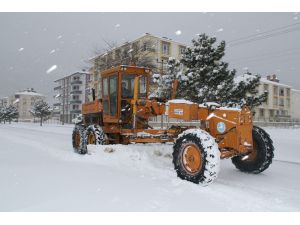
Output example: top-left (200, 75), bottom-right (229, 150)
top-left (72, 65), bottom-right (274, 185)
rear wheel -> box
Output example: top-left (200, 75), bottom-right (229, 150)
top-left (72, 125), bottom-right (87, 154)
top-left (173, 129), bottom-right (220, 186)
top-left (231, 126), bottom-right (274, 173)
top-left (85, 124), bottom-right (107, 145)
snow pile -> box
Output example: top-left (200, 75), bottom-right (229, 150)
top-left (46, 65), bottom-right (57, 74)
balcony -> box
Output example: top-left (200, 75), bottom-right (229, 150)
top-left (71, 80), bottom-right (83, 85)
top-left (70, 100), bottom-right (82, 104)
top-left (70, 90), bottom-right (82, 95)
top-left (54, 85), bottom-right (61, 90)
top-left (53, 103), bottom-right (61, 106)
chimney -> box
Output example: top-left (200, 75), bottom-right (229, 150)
top-left (267, 74), bottom-right (279, 83)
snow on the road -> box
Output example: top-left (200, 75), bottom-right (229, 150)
top-left (0, 123), bottom-right (299, 211)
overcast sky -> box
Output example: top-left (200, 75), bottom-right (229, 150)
top-left (0, 12), bottom-right (299, 101)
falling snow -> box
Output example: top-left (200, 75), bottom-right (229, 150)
top-left (46, 65), bottom-right (57, 74)
top-left (175, 30), bottom-right (182, 35)
top-left (216, 28), bottom-right (224, 32)
top-left (49, 49), bottom-right (56, 54)
top-left (18, 48), bottom-right (24, 52)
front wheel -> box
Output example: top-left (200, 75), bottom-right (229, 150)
top-left (231, 126), bottom-right (274, 173)
top-left (173, 129), bottom-right (220, 186)
top-left (72, 125), bottom-right (87, 154)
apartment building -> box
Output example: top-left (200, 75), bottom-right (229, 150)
top-left (90, 33), bottom-right (187, 99)
top-left (291, 89), bottom-right (300, 121)
top-left (53, 72), bottom-right (91, 123)
top-left (0, 97), bottom-right (9, 107)
top-left (253, 75), bottom-right (292, 122)
top-left (8, 88), bottom-right (46, 122)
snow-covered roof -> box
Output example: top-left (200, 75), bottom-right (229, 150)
top-left (234, 74), bottom-right (257, 84)
top-left (89, 33), bottom-right (188, 61)
top-left (15, 91), bottom-right (44, 96)
top-left (260, 78), bottom-right (291, 88)
top-left (54, 71), bottom-right (90, 82)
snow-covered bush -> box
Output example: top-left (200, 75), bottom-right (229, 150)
top-left (30, 100), bottom-right (52, 126)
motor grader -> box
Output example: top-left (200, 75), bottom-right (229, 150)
top-left (72, 65), bottom-right (274, 185)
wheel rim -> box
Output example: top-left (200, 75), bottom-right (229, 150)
top-left (182, 143), bottom-right (202, 174)
top-left (87, 132), bottom-right (96, 144)
top-left (74, 132), bottom-right (81, 148)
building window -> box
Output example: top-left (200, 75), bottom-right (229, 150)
top-left (287, 88), bottom-right (290, 97)
top-left (273, 86), bottom-right (278, 96)
top-left (259, 109), bottom-right (264, 117)
top-left (263, 84), bottom-right (268, 91)
top-left (162, 42), bottom-right (170, 55)
top-left (269, 109), bottom-right (274, 117)
top-left (179, 46), bottom-right (186, 55)
top-left (279, 88), bottom-right (284, 96)
top-left (279, 98), bottom-right (284, 107)
top-left (143, 42), bottom-right (147, 51)
top-left (274, 97), bottom-right (278, 106)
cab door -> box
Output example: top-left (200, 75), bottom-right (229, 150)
top-left (102, 73), bottom-right (119, 122)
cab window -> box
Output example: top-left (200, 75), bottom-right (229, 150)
top-left (139, 75), bottom-right (147, 98)
top-left (109, 75), bottom-right (117, 116)
top-left (121, 74), bottom-right (135, 98)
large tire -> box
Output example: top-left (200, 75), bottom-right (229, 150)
top-left (231, 126), bottom-right (274, 173)
top-left (173, 129), bottom-right (220, 186)
top-left (85, 124), bottom-right (107, 145)
top-left (72, 125), bottom-right (87, 154)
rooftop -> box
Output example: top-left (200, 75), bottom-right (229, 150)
top-left (54, 71), bottom-right (90, 82)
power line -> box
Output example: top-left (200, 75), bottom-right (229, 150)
top-left (227, 46), bottom-right (300, 63)
top-left (227, 22), bottom-right (300, 47)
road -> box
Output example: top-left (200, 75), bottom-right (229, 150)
top-left (0, 123), bottom-right (299, 211)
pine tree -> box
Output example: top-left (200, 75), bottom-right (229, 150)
top-left (0, 105), bottom-right (19, 124)
top-left (230, 71), bottom-right (268, 109)
top-left (179, 33), bottom-right (236, 104)
top-left (30, 100), bottom-right (52, 126)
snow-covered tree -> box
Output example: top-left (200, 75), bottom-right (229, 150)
top-left (30, 100), bottom-right (52, 126)
top-left (230, 72), bottom-right (268, 109)
top-left (0, 106), bottom-right (4, 123)
top-left (150, 57), bottom-right (182, 100)
top-left (0, 105), bottom-right (19, 124)
top-left (179, 33), bottom-right (236, 104)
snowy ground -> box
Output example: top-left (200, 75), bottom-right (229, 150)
top-left (0, 123), bottom-right (299, 211)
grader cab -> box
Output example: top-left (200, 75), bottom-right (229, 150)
top-left (72, 65), bottom-right (274, 185)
